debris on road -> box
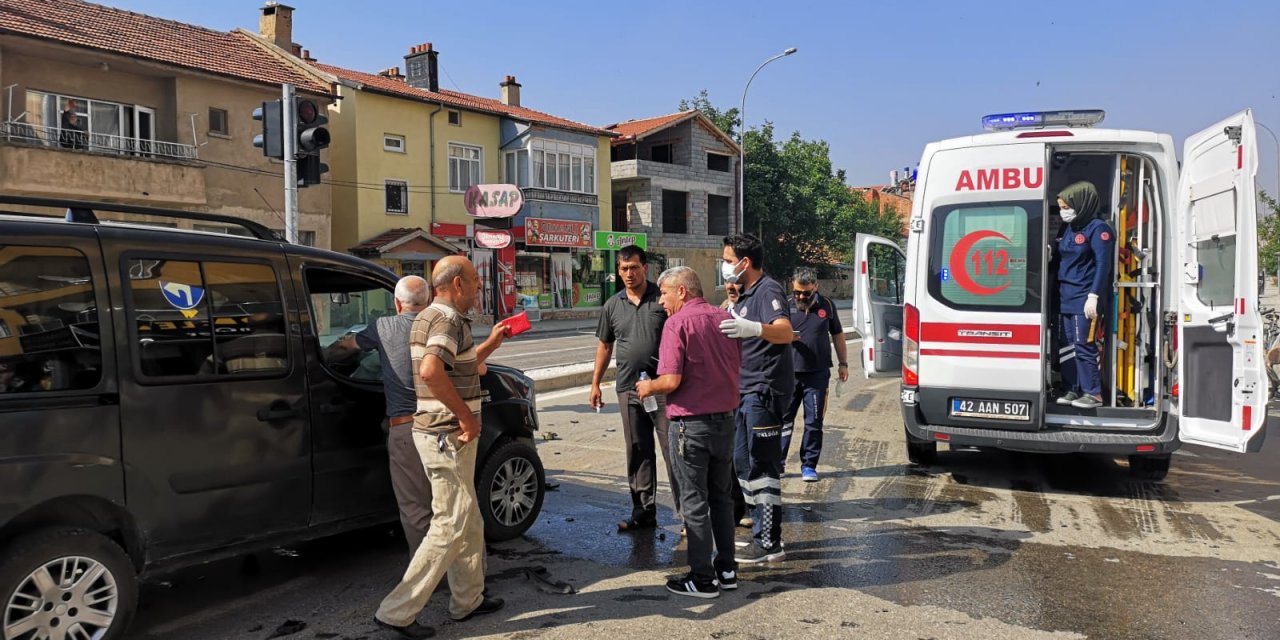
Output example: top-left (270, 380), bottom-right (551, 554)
top-left (524, 566), bottom-right (576, 594)
top-left (265, 619), bottom-right (307, 638)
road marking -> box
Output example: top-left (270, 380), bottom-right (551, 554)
top-left (503, 344), bottom-right (600, 358)
top-left (538, 383), bottom-right (609, 402)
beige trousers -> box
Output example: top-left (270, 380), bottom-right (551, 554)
top-left (375, 430), bottom-right (486, 625)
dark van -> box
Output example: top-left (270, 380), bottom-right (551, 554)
top-left (0, 198), bottom-right (545, 640)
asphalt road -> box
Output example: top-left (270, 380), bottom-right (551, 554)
top-left (129, 364), bottom-right (1280, 639)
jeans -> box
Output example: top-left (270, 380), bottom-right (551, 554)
top-left (617, 390), bottom-right (678, 522)
top-left (669, 414), bottom-right (737, 582)
top-left (781, 371), bottom-right (830, 470)
top-left (734, 391), bottom-right (785, 549)
top-left (1059, 313), bottom-right (1102, 397)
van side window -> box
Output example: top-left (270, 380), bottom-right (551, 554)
top-left (303, 269), bottom-right (395, 379)
top-left (867, 243), bottom-right (905, 304)
top-left (126, 259), bottom-right (288, 379)
top-left (928, 201), bottom-right (1043, 312)
top-left (0, 245), bottom-right (102, 394)
top-left (1195, 237), bottom-right (1235, 307)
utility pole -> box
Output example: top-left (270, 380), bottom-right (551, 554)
top-left (281, 83), bottom-right (298, 244)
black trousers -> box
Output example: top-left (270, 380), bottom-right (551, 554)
top-left (617, 390), bottom-right (679, 522)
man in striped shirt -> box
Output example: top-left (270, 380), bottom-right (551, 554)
top-left (375, 256), bottom-right (509, 639)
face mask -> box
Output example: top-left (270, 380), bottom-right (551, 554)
top-left (721, 258), bottom-right (746, 284)
top-left (1059, 208), bottom-right (1077, 223)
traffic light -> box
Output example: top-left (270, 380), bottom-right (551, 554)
top-left (252, 100), bottom-right (283, 159)
top-left (295, 99), bottom-right (329, 186)
top-left (298, 154), bottom-right (329, 186)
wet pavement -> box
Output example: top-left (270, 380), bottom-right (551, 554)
top-left (130, 371), bottom-right (1280, 639)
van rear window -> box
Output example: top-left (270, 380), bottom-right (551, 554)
top-left (928, 201), bottom-right (1043, 312)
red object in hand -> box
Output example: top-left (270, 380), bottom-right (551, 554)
top-left (501, 311), bottom-right (531, 337)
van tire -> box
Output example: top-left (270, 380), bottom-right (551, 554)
top-left (0, 527), bottom-right (138, 640)
top-left (905, 432), bottom-right (937, 466)
top-left (1127, 454), bottom-right (1171, 481)
top-left (477, 438), bottom-right (545, 542)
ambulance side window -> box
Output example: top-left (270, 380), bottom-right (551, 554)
top-left (1194, 237), bottom-right (1235, 308)
top-left (867, 243), bottom-right (905, 304)
top-left (928, 201), bottom-right (1043, 313)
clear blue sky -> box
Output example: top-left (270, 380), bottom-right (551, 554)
top-left (108, 0), bottom-right (1280, 195)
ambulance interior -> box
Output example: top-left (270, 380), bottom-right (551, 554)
top-left (1045, 152), bottom-right (1167, 416)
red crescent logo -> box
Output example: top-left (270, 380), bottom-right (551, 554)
top-left (1075, 234), bottom-right (1086, 245)
top-left (949, 230), bottom-right (1012, 296)
top-left (1100, 231), bottom-right (1111, 241)
top-left (818, 309), bottom-right (827, 318)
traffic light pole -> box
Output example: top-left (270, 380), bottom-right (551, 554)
top-left (281, 83), bottom-right (299, 244)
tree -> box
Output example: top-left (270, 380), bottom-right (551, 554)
top-left (1260, 191), bottom-right (1280, 279)
top-left (681, 91), bottom-right (904, 281)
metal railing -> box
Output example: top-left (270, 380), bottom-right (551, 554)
top-left (1, 120), bottom-right (198, 161)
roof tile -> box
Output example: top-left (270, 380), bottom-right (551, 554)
top-left (0, 0), bottom-right (332, 95)
top-left (604, 111), bottom-right (697, 140)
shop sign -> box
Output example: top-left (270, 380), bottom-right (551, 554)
top-left (593, 230), bottom-right (648, 251)
top-left (525, 218), bottom-right (592, 248)
top-left (522, 188), bottom-right (599, 207)
top-left (464, 184), bottom-right (523, 218)
top-left (474, 229), bottom-right (513, 249)
top-left (537, 293), bottom-right (554, 308)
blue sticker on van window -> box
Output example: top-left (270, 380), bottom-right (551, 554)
top-left (941, 268), bottom-right (950, 282)
top-left (159, 281), bottom-right (205, 310)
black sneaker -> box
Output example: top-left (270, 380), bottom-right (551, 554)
top-left (715, 569), bottom-right (738, 590)
top-left (665, 574), bottom-right (720, 599)
top-left (450, 596), bottom-right (505, 622)
top-left (737, 541), bottom-right (785, 564)
top-left (373, 617), bottom-right (436, 639)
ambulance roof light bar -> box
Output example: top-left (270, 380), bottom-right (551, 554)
top-left (981, 109), bottom-right (1106, 131)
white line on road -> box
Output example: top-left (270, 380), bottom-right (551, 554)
top-left (503, 345), bottom-right (600, 358)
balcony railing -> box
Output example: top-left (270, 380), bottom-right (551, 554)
top-left (2, 120), bottom-right (199, 161)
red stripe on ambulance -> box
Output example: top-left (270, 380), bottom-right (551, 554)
top-left (955, 167), bottom-right (1044, 192)
top-left (919, 349), bottom-right (1040, 360)
top-left (920, 323), bottom-right (1041, 345)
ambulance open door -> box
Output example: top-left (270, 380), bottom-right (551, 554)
top-left (1176, 109), bottom-right (1267, 453)
top-left (855, 233), bottom-right (907, 378)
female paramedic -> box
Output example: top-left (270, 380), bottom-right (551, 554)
top-left (1052, 181), bottom-right (1115, 409)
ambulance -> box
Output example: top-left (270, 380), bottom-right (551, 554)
top-left (854, 109), bottom-right (1266, 480)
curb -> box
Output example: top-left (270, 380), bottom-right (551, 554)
top-left (527, 362), bottom-right (615, 394)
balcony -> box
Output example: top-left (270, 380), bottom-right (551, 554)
top-left (0, 121), bottom-right (207, 205)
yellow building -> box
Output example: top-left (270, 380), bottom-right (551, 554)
top-left (0, 0), bottom-right (334, 245)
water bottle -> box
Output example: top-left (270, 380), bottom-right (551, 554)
top-left (833, 377), bottom-right (844, 398)
top-left (639, 372), bottom-right (659, 413)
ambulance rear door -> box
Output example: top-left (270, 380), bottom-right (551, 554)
top-left (1176, 109), bottom-right (1267, 452)
top-left (855, 233), bottom-right (906, 377)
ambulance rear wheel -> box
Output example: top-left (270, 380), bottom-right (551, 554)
top-left (1127, 454), bottom-right (1170, 481)
top-left (905, 433), bottom-right (937, 466)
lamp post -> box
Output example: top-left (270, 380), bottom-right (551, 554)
top-left (738, 47), bottom-right (797, 236)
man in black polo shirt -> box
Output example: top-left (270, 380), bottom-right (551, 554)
top-left (781, 267), bottom-right (848, 482)
top-left (590, 245), bottom-right (678, 531)
top-left (718, 234), bottom-right (794, 563)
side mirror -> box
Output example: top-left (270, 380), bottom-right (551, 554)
top-left (330, 292), bottom-right (351, 305)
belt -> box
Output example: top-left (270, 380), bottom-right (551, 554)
top-left (678, 411), bottom-right (734, 422)
top-left (388, 415), bottom-right (414, 427)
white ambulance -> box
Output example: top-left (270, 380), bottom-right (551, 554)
top-left (854, 109), bottom-right (1266, 480)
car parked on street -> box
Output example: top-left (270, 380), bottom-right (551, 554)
top-left (0, 197), bottom-right (545, 640)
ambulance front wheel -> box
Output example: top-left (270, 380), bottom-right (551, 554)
top-left (1127, 454), bottom-right (1171, 481)
top-left (905, 430), bottom-right (937, 466)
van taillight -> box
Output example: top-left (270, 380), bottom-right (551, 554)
top-left (903, 303), bottom-right (920, 386)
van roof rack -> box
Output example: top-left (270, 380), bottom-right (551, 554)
top-left (0, 195), bottom-right (282, 241)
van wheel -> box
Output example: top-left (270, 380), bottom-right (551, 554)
top-left (477, 438), bottom-right (546, 542)
top-left (0, 527), bottom-right (138, 640)
top-left (1128, 454), bottom-right (1171, 481)
top-left (905, 428), bottom-right (937, 466)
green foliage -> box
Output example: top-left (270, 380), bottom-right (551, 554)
top-left (682, 90), bottom-right (904, 280)
top-left (1260, 191), bottom-right (1280, 277)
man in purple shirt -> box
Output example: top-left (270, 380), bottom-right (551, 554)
top-left (637, 266), bottom-right (741, 599)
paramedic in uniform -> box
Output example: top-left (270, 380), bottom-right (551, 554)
top-left (781, 267), bottom-right (848, 481)
top-left (718, 234), bottom-right (794, 563)
top-left (1052, 181), bottom-right (1115, 409)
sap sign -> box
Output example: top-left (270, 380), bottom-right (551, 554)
top-left (464, 184), bottom-right (523, 218)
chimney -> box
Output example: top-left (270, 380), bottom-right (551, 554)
top-left (500, 75), bottom-right (521, 107)
top-left (379, 67), bottom-right (404, 80)
top-left (301, 49), bottom-right (316, 62)
top-left (259, 2), bottom-right (295, 52)
top-left (404, 43), bottom-right (440, 92)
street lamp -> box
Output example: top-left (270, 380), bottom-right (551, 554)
top-left (738, 47), bottom-right (797, 235)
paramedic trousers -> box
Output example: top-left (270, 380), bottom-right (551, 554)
top-left (669, 413), bottom-right (738, 583)
top-left (780, 371), bottom-right (830, 470)
top-left (1060, 313), bottom-right (1102, 398)
top-left (735, 391), bottom-right (785, 549)
top-left (376, 430), bottom-right (485, 626)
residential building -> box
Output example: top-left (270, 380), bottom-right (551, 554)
top-left (277, 39), bottom-right (616, 318)
top-left (605, 110), bottom-right (740, 303)
top-left (0, 0), bottom-right (334, 246)
top-left (854, 174), bottom-right (915, 236)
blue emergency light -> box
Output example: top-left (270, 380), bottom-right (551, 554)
top-left (981, 109), bottom-right (1105, 131)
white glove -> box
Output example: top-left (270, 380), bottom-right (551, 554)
top-left (1084, 293), bottom-right (1099, 320)
top-left (720, 310), bottom-right (763, 339)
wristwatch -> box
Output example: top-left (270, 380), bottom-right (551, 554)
top-left (838, 362), bottom-right (848, 368)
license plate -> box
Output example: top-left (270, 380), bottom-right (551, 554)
top-left (950, 397), bottom-right (1030, 421)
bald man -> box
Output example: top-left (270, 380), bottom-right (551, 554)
top-left (332, 275), bottom-right (434, 554)
top-left (375, 257), bottom-right (509, 638)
